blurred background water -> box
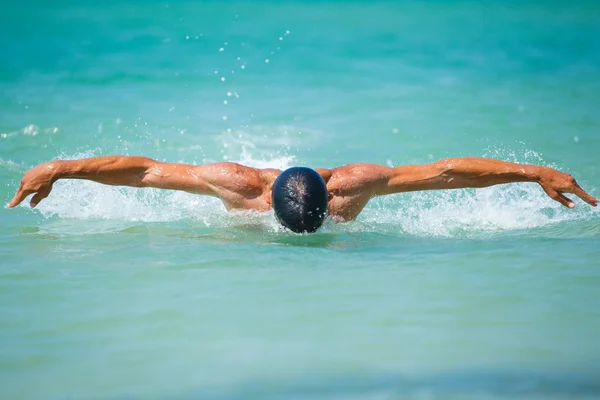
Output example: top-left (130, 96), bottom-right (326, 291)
top-left (1, 1), bottom-right (599, 399)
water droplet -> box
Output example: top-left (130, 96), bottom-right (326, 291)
top-left (218, 47), bottom-right (224, 52)
top-left (221, 77), bottom-right (225, 82)
top-left (392, 128), bottom-right (399, 134)
top-left (279, 37), bottom-right (283, 41)
top-left (185, 36), bottom-right (190, 40)
top-left (222, 116), bottom-right (228, 121)
top-left (227, 92), bottom-right (232, 97)
top-left (223, 100), bottom-right (228, 105)
top-left (265, 59), bottom-right (270, 63)
top-left (241, 65), bottom-right (246, 69)
top-left (574, 136), bottom-right (579, 142)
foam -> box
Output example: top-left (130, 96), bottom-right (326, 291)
top-left (361, 182), bottom-right (598, 238)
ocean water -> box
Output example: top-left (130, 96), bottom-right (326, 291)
top-left (1, 1), bottom-right (600, 399)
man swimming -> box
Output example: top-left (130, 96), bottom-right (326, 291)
top-left (8, 156), bottom-right (598, 233)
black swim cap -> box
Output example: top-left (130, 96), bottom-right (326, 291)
top-left (271, 167), bottom-right (328, 233)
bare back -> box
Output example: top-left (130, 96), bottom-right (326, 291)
top-left (207, 163), bottom-right (389, 221)
top-left (320, 163), bottom-right (389, 220)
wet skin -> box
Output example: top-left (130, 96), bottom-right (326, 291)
top-left (8, 156), bottom-right (598, 221)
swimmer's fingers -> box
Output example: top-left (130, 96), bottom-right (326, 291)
top-left (29, 185), bottom-right (53, 208)
top-left (8, 181), bottom-right (53, 208)
top-left (570, 181), bottom-right (598, 207)
top-left (538, 168), bottom-right (597, 208)
top-left (8, 184), bottom-right (32, 208)
top-left (545, 189), bottom-right (575, 208)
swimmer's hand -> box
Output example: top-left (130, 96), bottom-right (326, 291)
top-left (535, 166), bottom-right (598, 208)
top-left (8, 162), bottom-right (58, 208)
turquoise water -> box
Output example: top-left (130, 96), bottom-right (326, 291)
top-left (1, 1), bottom-right (600, 399)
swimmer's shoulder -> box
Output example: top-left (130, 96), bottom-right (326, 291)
top-left (329, 163), bottom-right (388, 177)
top-left (258, 168), bottom-right (282, 187)
top-left (315, 168), bottom-right (333, 183)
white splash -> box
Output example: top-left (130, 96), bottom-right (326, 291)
top-left (1, 125), bottom-right (59, 139)
top-left (360, 180), bottom-right (598, 237)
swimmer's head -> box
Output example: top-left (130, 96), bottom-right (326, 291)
top-left (271, 167), bottom-right (328, 233)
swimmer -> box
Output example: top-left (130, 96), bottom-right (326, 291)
top-left (8, 156), bottom-right (598, 232)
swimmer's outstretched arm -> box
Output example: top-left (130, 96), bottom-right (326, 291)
top-left (7, 156), bottom-right (262, 208)
top-left (374, 157), bottom-right (597, 208)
